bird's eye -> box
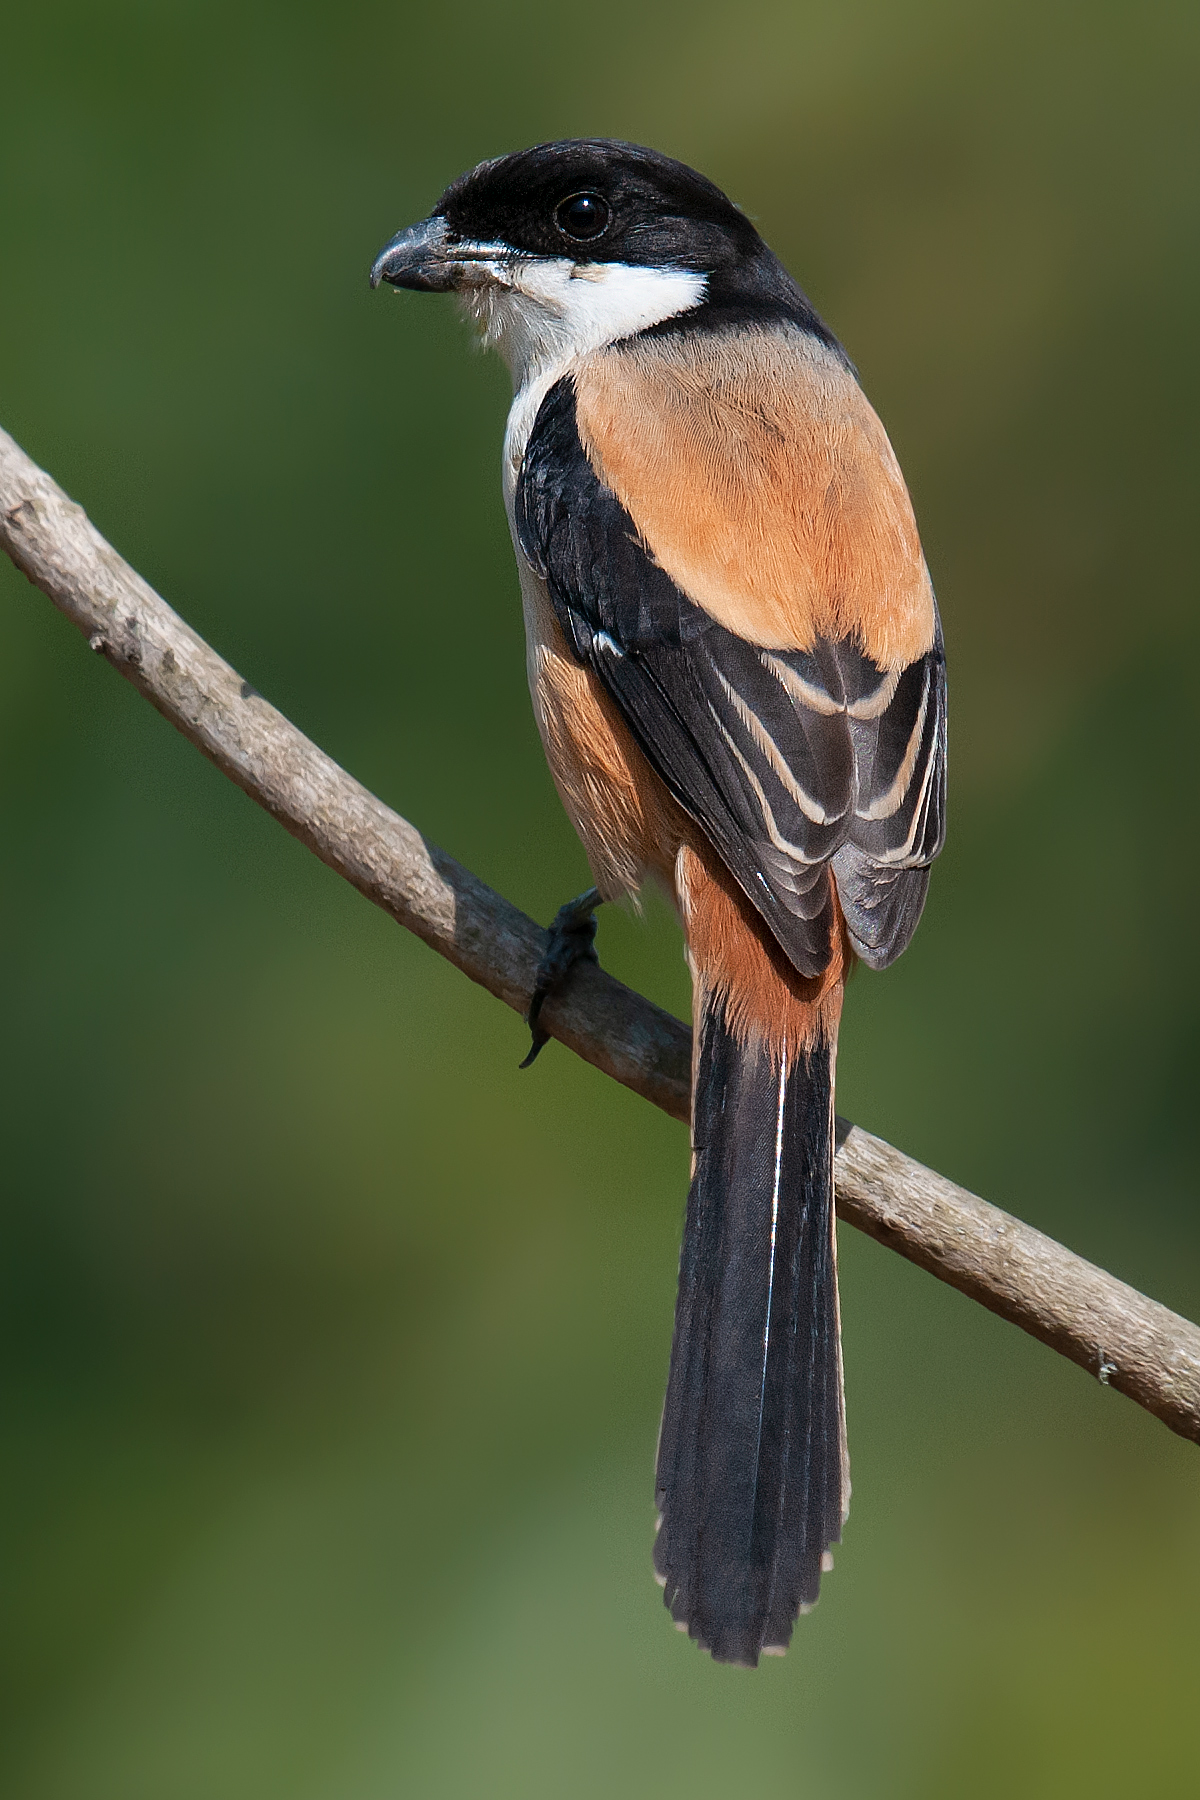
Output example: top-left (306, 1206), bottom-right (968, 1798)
top-left (554, 192), bottom-right (611, 242)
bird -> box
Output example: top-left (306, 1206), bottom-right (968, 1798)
top-left (370, 140), bottom-right (946, 1666)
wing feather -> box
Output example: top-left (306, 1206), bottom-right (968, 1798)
top-left (516, 376), bottom-right (946, 976)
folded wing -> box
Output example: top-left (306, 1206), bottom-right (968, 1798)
top-left (516, 376), bottom-right (946, 977)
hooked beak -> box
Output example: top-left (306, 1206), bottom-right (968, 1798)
top-left (370, 216), bottom-right (457, 291)
top-left (370, 215), bottom-right (509, 293)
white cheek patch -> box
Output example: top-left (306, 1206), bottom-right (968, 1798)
top-left (454, 244), bottom-right (706, 384)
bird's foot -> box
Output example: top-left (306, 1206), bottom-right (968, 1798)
top-left (520, 886), bottom-right (602, 1068)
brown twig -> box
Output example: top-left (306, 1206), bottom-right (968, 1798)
top-left (3, 421), bottom-right (1198, 1447)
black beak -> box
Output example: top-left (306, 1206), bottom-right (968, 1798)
top-left (369, 216), bottom-right (459, 292)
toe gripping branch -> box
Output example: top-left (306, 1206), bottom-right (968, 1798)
top-left (520, 887), bottom-right (602, 1069)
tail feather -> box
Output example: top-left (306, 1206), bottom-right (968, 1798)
top-left (654, 985), bottom-right (848, 1666)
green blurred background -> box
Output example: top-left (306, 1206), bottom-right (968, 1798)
top-left (1, 1), bottom-right (1198, 1794)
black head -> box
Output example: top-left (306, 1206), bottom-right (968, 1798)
top-left (370, 140), bottom-right (839, 350)
top-left (432, 139), bottom-right (763, 272)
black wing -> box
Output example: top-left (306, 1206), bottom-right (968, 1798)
top-left (515, 378), bottom-right (946, 976)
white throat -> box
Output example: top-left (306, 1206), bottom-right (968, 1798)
top-left (452, 251), bottom-right (707, 504)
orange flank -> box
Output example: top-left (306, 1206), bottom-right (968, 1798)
top-left (527, 593), bottom-right (684, 900)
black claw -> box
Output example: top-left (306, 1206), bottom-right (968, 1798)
top-left (520, 887), bottom-right (602, 1067)
top-left (518, 1030), bottom-right (552, 1071)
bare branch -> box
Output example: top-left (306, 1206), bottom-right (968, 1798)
top-left (3, 421), bottom-right (1198, 1448)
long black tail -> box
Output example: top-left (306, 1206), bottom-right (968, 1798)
top-left (653, 986), bottom-right (849, 1666)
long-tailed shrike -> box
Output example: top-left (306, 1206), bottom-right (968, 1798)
top-left (371, 140), bottom-right (946, 1666)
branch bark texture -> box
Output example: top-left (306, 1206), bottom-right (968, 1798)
top-left (3, 422), bottom-right (1198, 1448)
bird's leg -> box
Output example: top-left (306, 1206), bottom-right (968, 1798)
top-left (520, 886), bottom-right (603, 1068)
